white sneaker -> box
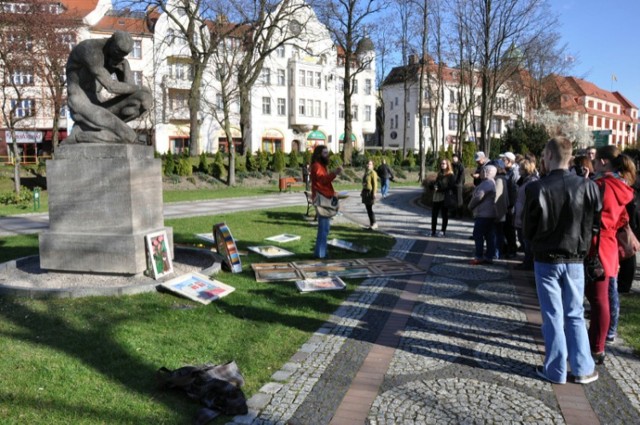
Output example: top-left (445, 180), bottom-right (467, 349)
top-left (370, 223), bottom-right (378, 229)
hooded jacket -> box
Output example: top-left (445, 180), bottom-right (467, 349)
top-left (593, 173), bottom-right (634, 277)
top-left (524, 169), bottom-right (601, 262)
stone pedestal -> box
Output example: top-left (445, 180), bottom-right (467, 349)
top-left (39, 144), bottom-right (173, 274)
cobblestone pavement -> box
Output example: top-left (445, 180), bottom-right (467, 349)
top-left (228, 187), bottom-right (640, 425)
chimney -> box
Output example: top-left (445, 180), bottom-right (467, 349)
top-left (408, 54), bottom-right (417, 65)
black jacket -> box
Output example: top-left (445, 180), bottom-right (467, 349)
top-left (377, 163), bottom-right (393, 180)
top-left (524, 169), bottom-right (601, 262)
top-left (452, 162), bottom-right (465, 186)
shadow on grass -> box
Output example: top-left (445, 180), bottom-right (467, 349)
top-left (0, 300), bottom-right (194, 423)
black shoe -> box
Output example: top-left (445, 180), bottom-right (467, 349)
top-left (592, 351), bottom-right (605, 365)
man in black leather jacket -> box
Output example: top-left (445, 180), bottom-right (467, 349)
top-left (523, 136), bottom-right (601, 385)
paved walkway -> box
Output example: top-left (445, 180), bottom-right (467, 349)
top-left (221, 188), bottom-right (640, 425)
top-left (4, 187), bottom-right (640, 423)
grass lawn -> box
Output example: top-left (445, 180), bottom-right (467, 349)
top-left (0, 206), bottom-right (394, 424)
top-left (619, 293), bottom-right (640, 350)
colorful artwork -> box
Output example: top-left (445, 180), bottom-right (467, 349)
top-left (295, 277), bottom-right (347, 292)
top-left (159, 272), bottom-right (235, 305)
top-left (213, 223), bottom-right (242, 273)
top-left (248, 246), bottom-right (294, 258)
top-left (145, 230), bottom-right (173, 279)
top-left (264, 234), bottom-right (301, 243)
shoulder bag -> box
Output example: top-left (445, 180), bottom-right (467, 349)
top-left (617, 221), bottom-right (640, 259)
top-left (314, 192), bottom-right (339, 218)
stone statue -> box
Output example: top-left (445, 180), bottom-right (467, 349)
top-left (64, 31), bottom-right (152, 144)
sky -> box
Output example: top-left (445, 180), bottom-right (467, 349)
top-left (549, 0), bottom-right (640, 107)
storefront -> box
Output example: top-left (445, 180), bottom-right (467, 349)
top-left (339, 132), bottom-right (357, 151)
top-left (306, 130), bottom-right (326, 151)
top-left (1, 130), bottom-right (44, 164)
top-left (218, 127), bottom-right (244, 154)
top-left (261, 129), bottom-right (284, 153)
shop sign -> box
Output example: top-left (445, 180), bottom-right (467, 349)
top-left (5, 130), bottom-right (43, 144)
top-left (307, 130), bottom-right (326, 140)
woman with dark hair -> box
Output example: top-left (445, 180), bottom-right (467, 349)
top-left (587, 145), bottom-right (636, 363)
top-left (514, 159), bottom-right (538, 270)
top-left (430, 158), bottom-right (456, 237)
top-left (310, 145), bottom-right (343, 259)
top-left (571, 155), bottom-right (594, 179)
top-left (361, 160), bottom-right (378, 229)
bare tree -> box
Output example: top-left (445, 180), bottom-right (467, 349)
top-left (372, 22), bottom-right (394, 148)
top-left (314, 0), bottom-right (387, 165)
top-left (469, 0), bottom-right (550, 156)
top-left (0, 2), bottom-right (42, 193)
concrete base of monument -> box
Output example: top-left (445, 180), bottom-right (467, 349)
top-left (0, 246), bottom-right (221, 299)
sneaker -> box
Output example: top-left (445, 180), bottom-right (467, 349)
top-left (437, 231), bottom-right (446, 238)
top-left (370, 223), bottom-right (378, 230)
top-left (535, 366), bottom-right (566, 384)
top-left (606, 335), bottom-right (616, 344)
top-left (592, 351), bottom-right (605, 365)
top-left (573, 370), bottom-right (599, 384)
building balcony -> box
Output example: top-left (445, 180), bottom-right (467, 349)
top-left (166, 108), bottom-right (190, 121)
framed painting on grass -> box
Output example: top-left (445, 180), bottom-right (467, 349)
top-left (327, 238), bottom-right (369, 253)
top-left (295, 277), bottom-right (347, 292)
top-left (264, 234), bottom-right (301, 244)
top-left (213, 223), bottom-right (242, 273)
top-left (248, 245), bottom-right (295, 258)
top-left (146, 230), bottom-right (173, 280)
top-left (159, 272), bottom-right (235, 305)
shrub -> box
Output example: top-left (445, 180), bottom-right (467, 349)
top-left (301, 149), bottom-right (311, 167)
top-left (235, 154), bottom-right (247, 173)
top-left (462, 141), bottom-right (476, 169)
top-left (257, 150), bottom-right (269, 172)
top-left (163, 152), bottom-right (176, 175)
top-left (176, 157), bottom-right (193, 176)
top-left (403, 151), bottom-right (416, 167)
top-left (272, 150), bottom-right (286, 173)
top-left (329, 152), bottom-right (343, 169)
top-left (0, 187), bottom-right (33, 206)
top-left (288, 150), bottom-right (300, 168)
top-left (186, 176), bottom-right (196, 185)
top-left (211, 152), bottom-right (226, 179)
top-left (197, 152), bottom-right (209, 173)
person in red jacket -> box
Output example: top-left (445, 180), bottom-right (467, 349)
top-left (310, 145), bottom-right (342, 259)
top-left (587, 146), bottom-right (636, 364)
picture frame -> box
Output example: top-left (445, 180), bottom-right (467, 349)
top-left (195, 233), bottom-right (216, 244)
top-left (248, 245), bottom-right (295, 258)
top-left (213, 223), bottom-right (242, 273)
top-left (327, 238), bottom-right (369, 253)
top-left (159, 272), bottom-right (235, 305)
top-left (295, 277), bottom-right (347, 292)
top-left (145, 230), bottom-right (173, 280)
top-left (264, 233), bottom-right (301, 244)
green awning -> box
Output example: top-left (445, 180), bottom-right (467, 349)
top-left (339, 133), bottom-right (357, 142)
top-left (307, 130), bottom-right (326, 140)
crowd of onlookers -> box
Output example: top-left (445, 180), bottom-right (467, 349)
top-left (461, 140), bottom-right (640, 384)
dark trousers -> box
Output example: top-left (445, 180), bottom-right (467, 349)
top-left (473, 217), bottom-right (496, 261)
top-left (365, 203), bottom-right (376, 226)
top-left (618, 254), bottom-right (636, 293)
top-left (504, 212), bottom-right (517, 254)
top-left (431, 201), bottom-right (449, 234)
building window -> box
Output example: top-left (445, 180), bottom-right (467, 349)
top-left (390, 101), bottom-right (393, 110)
top-left (171, 138), bottom-right (190, 155)
top-left (171, 60), bottom-right (192, 80)
top-left (588, 100), bottom-right (594, 108)
top-left (10, 99), bottom-right (34, 118)
top-left (276, 45), bottom-right (285, 57)
top-left (338, 103), bottom-right (345, 119)
top-left (59, 104), bottom-right (68, 118)
top-left (406, 112), bottom-right (410, 126)
top-left (365, 79), bottom-right (372, 95)
top-left (262, 97), bottom-right (271, 114)
top-left (449, 90), bottom-right (455, 103)
top-left (58, 33), bottom-right (76, 50)
top-left (597, 117), bottom-right (602, 127)
top-left (298, 70), bottom-right (305, 86)
top-left (132, 71), bottom-right (143, 86)
top-left (395, 114), bottom-right (399, 129)
top-left (306, 71), bottom-right (313, 87)
top-left (353, 79), bottom-right (358, 94)
top-left (277, 69), bottom-right (285, 86)
top-left (597, 102), bottom-right (602, 110)
top-left (605, 104), bottom-right (610, 113)
top-left (216, 94), bottom-right (223, 109)
top-left (365, 105), bottom-right (372, 121)
top-left (422, 112), bottom-right (430, 127)
top-left (314, 100), bottom-right (321, 117)
top-left (307, 99), bottom-right (314, 116)
top-left (338, 77), bottom-right (345, 92)
top-left (169, 90), bottom-right (189, 110)
top-left (491, 118), bottom-right (502, 134)
top-left (11, 69), bottom-right (33, 86)
top-left (588, 116), bottom-right (594, 126)
top-left (299, 98), bottom-right (306, 116)
top-left (262, 139), bottom-right (282, 153)
top-left (389, 116), bottom-right (394, 128)
top-left (277, 98), bottom-right (286, 116)
top-left (261, 68), bottom-right (271, 85)
top-left (395, 97), bottom-right (398, 106)
top-left (131, 40), bottom-right (142, 59)
top-left (449, 113), bottom-right (458, 131)
top-left (352, 105), bottom-right (358, 121)
top-left (315, 72), bottom-right (321, 88)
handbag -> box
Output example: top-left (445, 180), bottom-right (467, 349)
top-left (314, 192), bottom-right (339, 218)
top-left (617, 222), bottom-right (640, 259)
top-left (360, 188), bottom-right (374, 204)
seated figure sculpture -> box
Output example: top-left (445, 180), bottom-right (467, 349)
top-left (64, 30), bottom-right (151, 144)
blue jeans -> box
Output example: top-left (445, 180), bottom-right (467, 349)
top-left (381, 178), bottom-right (389, 197)
top-left (608, 277), bottom-right (619, 339)
top-left (534, 262), bottom-right (595, 382)
top-left (314, 216), bottom-right (330, 258)
top-left (473, 217), bottom-right (495, 261)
